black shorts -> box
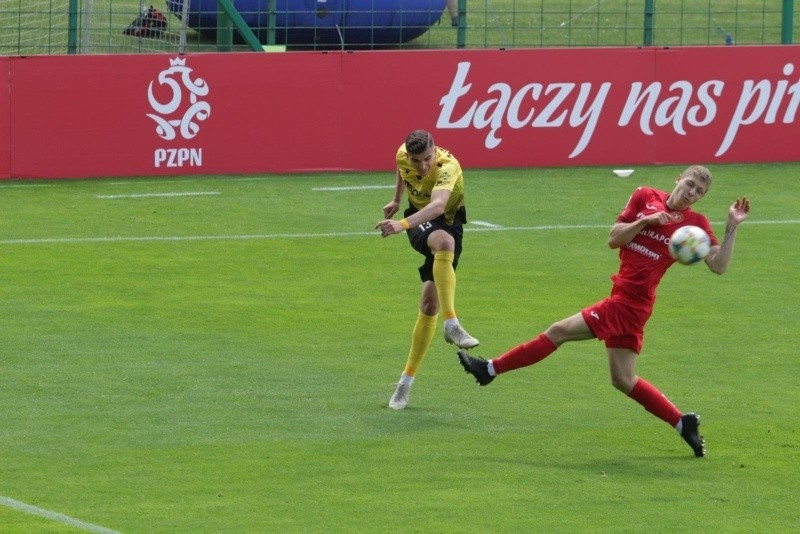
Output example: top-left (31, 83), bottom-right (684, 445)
top-left (404, 205), bottom-right (466, 283)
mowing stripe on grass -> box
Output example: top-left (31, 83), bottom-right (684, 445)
top-left (313, 185), bottom-right (395, 191)
top-left (96, 192), bottom-right (220, 199)
top-left (0, 183), bottom-right (55, 188)
top-left (0, 496), bottom-right (120, 534)
top-left (0, 220), bottom-right (795, 246)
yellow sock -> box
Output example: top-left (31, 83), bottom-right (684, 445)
top-left (433, 251), bottom-right (457, 321)
top-left (403, 311), bottom-right (438, 377)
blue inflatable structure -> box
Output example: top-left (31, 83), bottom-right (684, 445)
top-left (166, 0), bottom-right (448, 47)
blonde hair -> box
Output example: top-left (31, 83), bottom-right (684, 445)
top-left (682, 165), bottom-right (712, 187)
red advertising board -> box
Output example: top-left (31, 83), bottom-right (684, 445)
top-left (0, 57), bottom-right (9, 178)
top-left (4, 46), bottom-right (800, 179)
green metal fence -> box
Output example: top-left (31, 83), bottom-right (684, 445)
top-left (457, 0), bottom-right (797, 49)
top-left (0, 0), bottom-right (797, 55)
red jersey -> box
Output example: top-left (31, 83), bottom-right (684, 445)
top-left (611, 187), bottom-right (718, 305)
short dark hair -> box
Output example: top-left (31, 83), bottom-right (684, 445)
top-left (405, 130), bottom-right (434, 154)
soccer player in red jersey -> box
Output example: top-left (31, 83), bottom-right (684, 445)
top-left (376, 130), bottom-right (479, 410)
top-left (458, 165), bottom-right (750, 457)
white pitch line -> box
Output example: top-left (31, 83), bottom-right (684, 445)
top-left (107, 179), bottom-right (199, 185)
top-left (96, 191), bottom-right (220, 199)
top-left (0, 220), bottom-right (796, 246)
top-left (0, 496), bottom-right (120, 534)
top-left (471, 220), bottom-right (503, 228)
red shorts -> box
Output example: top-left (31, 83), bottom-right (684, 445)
top-left (581, 291), bottom-right (653, 354)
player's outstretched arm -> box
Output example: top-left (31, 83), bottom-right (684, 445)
top-left (705, 196), bottom-right (750, 275)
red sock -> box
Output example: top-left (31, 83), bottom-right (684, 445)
top-left (627, 378), bottom-right (682, 426)
top-left (493, 334), bottom-right (557, 374)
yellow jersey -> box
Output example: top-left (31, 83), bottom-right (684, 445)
top-left (395, 145), bottom-right (465, 226)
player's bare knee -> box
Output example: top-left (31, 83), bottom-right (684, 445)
top-left (419, 298), bottom-right (439, 316)
top-left (610, 374), bottom-right (635, 393)
top-left (431, 241), bottom-right (455, 254)
top-left (428, 231), bottom-right (455, 253)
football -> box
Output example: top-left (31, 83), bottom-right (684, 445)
top-left (669, 225), bottom-right (711, 265)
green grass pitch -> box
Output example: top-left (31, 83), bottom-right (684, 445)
top-left (0, 163), bottom-right (798, 532)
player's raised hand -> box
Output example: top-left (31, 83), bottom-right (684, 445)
top-left (729, 197), bottom-right (750, 225)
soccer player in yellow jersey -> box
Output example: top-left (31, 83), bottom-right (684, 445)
top-left (375, 129), bottom-right (479, 410)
